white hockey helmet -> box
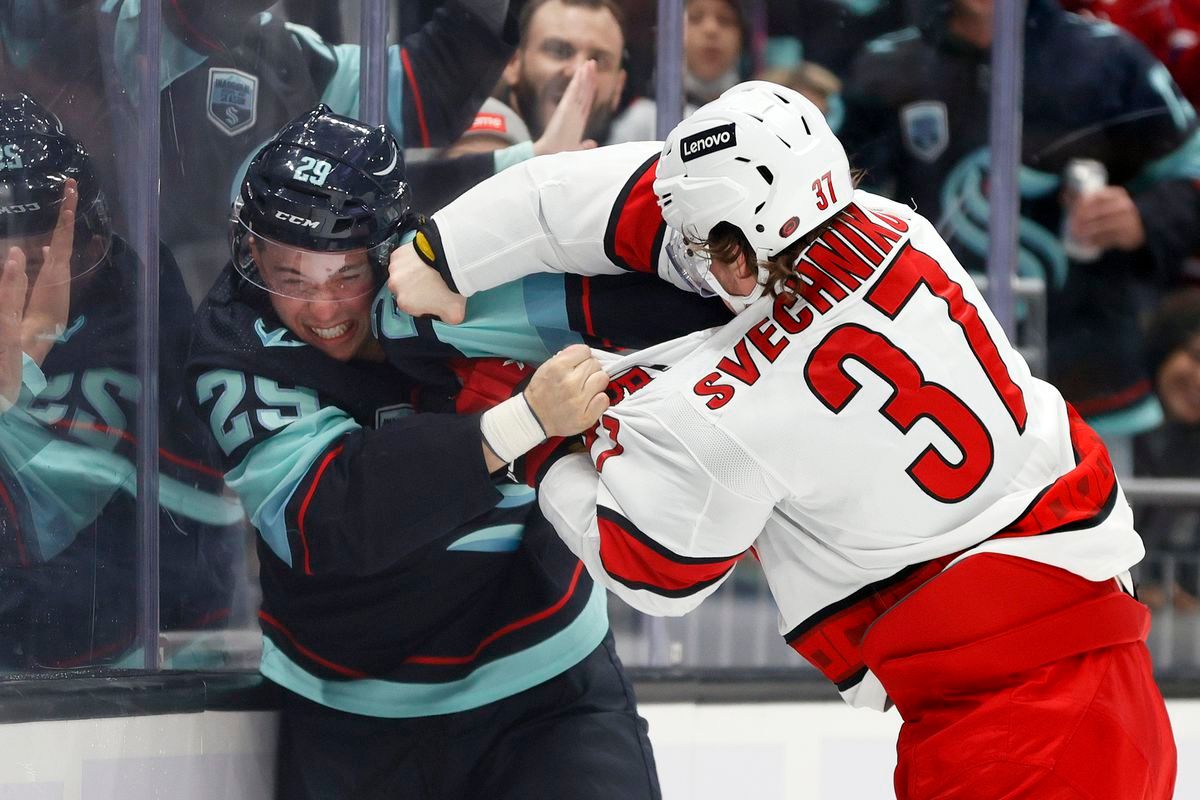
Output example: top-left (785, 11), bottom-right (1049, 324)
top-left (654, 80), bottom-right (853, 262)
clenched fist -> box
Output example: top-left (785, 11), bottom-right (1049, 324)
top-left (387, 241), bottom-right (467, 324)
top-left (524, 344), bottom-right (610, 436)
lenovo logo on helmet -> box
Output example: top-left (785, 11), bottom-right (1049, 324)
top-left (274, 210), bottom-right (320, 229)
top-left (0, 202), bottom-right (40, 214)
top-left (680, 123), bottom-right (737, 163)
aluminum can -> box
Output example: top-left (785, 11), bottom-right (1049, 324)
top-left (1062, 158), bottom-right (1108, 262)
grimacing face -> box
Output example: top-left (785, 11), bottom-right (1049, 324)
top-left (505, 0), bottom-right (627, 141)
top-left (251, 236), bottom-right (378, 362)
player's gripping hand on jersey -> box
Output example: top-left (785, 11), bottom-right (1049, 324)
top-left (479, 344), bottom-right (609, 475)
top-left (526, 344), bottom-right (610, 435)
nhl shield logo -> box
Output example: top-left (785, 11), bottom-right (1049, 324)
top-left (206, 68), bottom-right (259, 136)
top-left (900, 101), bottom-right (949, 163)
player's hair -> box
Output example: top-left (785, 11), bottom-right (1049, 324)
top-left (518, 0), bottom-right (628, 46)
top-left (691, 170), bottom-right (864, 296)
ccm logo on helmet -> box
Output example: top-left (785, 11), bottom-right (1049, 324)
top-left (680, 123), bottom-right (737, 163)
top-left (0, 202), bottom-right (40, 214)
top-left (274, 210), bottom-right (320, 229)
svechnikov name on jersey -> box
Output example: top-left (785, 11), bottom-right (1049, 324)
top-left (693, 203), bottom-right (911, 410)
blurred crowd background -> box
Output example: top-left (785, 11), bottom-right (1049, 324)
top-left (3, 0), bottom-right (1200, 679)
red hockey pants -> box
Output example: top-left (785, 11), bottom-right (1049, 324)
top-left (861, 553), bottom-right (1176, 800)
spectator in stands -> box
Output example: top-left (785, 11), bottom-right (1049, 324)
top-left (1063, 0), bottom-right (1200, 110)
top-left (442, 63), bottom-right (602, 166)
top-left (766, 0), bottom-right (918, 79)
top-left (755, 61), bottom-right (843, 118)
top-left (840, 0), bottom-right (1200, 471)
top-left (608, 0), bottom-right (744, 144)
top-left (101, 0), bottom-right (530, 303)
top-left (501, 0), bottom-right (628, 146)
top-left (1135, 289), bottom-right (1200, 610)
top-left (443, 97), bottom-right (533, 157)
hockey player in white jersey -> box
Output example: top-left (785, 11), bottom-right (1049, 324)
top-left (388, 82), bottom-right (1177, 799)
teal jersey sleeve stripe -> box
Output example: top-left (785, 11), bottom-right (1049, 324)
top-left (225, 406), bottom-right (361, 566)
top-left (284, 23), bottom-right (362, 119)
top-left (0, 415), bottom-right (243, 558)
top-left (0, 406), bottom-right (118, 546)
top-left (322, 44), bottom-right (363, 119)
top-left (446, 523), bottom-right (526, 553)
top-left (1129, 128), bottom-right (1200, 193)
top-left (493, 141), bottom-right (536, 174)
top-left (376, 273), bottom-right (583, 363)
top-left (10, 438), bottom-right (120, 559)
top-left (495, 484), bottom-right (536, 508)
top-left (428, 276), bottom-right (583, 362)
top-left (259, 580), bottom-right (609, 717)
top-left (522, 273), bottom-right (580, 350)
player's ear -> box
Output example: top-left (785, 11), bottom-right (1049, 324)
top-left (502, 52), bottom-right (522, 89)
top-left (735, 247), bottom-right (755, 279)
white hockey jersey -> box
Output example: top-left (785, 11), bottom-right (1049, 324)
top-left (432, 145), bottom-right (1146, 710)
top-left (433, 141), bottom-right (690, 296)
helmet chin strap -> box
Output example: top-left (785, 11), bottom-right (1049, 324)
top-left (704, 264), bottom-right (770, 312)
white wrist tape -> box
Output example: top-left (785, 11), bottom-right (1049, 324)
top-left (480, 392), bottom-right (546, 463)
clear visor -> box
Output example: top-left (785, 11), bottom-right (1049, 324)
top-left (232, 218), bottom-right (388, 303)
top-left (665, 229), bottom-right (716, 298)
top-left (0, 190), bottom-right (110, 288)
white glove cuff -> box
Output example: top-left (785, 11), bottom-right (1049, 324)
top-left (480, 393), bottom-right (546, 463)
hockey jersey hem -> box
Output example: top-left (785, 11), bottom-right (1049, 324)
top-left (258, 580), bottom-right (609, 717)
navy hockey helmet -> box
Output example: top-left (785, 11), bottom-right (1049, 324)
top-left (232, 104), bottom-right (412, 302)
top-left (0, 92), bottom-right (111, 284)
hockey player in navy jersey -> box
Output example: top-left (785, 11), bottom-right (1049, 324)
top-left (186, 104), bottom-right (705, 800)
top-left (387, 82), bottom-right (1177, 799)
top-left (0, 94), bottom-right (240, 670)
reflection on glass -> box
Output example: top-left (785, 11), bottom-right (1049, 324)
top-left (0, 94), bottom-right (246, 672)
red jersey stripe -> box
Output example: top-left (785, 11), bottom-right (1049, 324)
top-left (597, 507), bottom-right (743, 596)
top-left (404, 561), bottom-right (587, 666)
top-left (400, 48), bottom-right (431, 148)
top-left (997, 404), bottom-right (1117, 538)
top-left (785, 406), bottom-right (1118, 689)
top-left (604, 155), bottom-right (666, 274)
top-left (297, 445), bottom-right (345, 575)
top-left (260, 610), bottom-right (369, 679)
